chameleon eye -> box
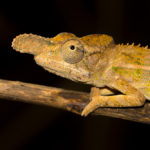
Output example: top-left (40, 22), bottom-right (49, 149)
top-left (70, 45), bottom-right (75, 50)
top-left (61, 39), bottom-right (84, 64)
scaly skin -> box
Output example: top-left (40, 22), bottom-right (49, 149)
top-left (12, 32), bottom-right (149, 116)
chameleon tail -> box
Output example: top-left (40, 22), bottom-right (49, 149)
top-left (12, 34), bottom-right (51, 55)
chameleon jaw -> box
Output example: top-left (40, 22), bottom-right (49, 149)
top-left (35, 55), bottom-right (90, 83)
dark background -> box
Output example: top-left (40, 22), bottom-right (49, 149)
top-left (0, 0), bottom-right (150, 150)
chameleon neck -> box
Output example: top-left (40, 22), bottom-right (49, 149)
top-left (89, 44), bottom-right (119, 87)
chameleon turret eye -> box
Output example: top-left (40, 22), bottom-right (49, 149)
top-left (61, 39), bottom-right (84, 64)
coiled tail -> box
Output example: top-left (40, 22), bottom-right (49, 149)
top-left (12, 34), bottom-right (51, 55)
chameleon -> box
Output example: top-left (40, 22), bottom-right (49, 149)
top-left (11, 32), bottom-right (150, 116)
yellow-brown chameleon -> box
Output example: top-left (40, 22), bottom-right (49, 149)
top-left (12, 33), bottom-right (150, 116)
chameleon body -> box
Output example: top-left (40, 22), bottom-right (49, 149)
top-left (12, 33), bottom-right (150, 116)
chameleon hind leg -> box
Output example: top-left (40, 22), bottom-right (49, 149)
top-left (81, 77), bottom-right (146, 116)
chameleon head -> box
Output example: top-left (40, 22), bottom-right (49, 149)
top-left (34, 32), bottom-right (114, 83)
top-left (34, 33), bottom-right (92, 83)
top-left (11, 32), bottom-right (114, 84)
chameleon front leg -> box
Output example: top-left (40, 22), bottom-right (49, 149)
top-left (81, 77), bottom-right (146, 116)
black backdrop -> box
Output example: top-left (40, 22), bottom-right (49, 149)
top-left (0, 0), bottom-right (150, 150)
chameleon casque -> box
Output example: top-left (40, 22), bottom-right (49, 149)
top-left (12, 32), bottom-right (150, 116)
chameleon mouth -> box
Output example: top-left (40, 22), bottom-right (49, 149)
top-left (46, 60), bottom-right (90, 82)
top-left (36, 56), bottom-right (90, 82)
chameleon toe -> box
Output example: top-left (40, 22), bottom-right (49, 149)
top-left (81, 97), bottom-right (100, 116)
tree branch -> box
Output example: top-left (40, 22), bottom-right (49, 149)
top-left (0, 79), bottom-right (150, 124)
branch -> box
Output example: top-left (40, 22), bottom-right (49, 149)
top-left (0, 79), bottom-right (150, 124)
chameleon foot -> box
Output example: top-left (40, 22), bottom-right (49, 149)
top-left (81, 87), bottom-right (101, 116)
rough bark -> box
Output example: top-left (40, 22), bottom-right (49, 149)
top-left (0, 79), bottom-right (150, 124)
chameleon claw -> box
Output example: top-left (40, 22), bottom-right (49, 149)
top-left (81, 96), bottom-right (100, 116)
top-left (81, 106), bottom-right (90, 117)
